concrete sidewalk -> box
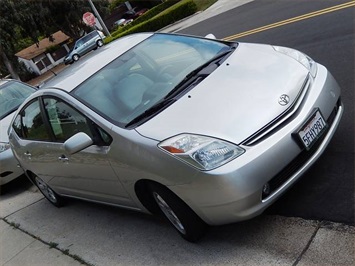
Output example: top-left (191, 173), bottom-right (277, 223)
top-left (26, 63), bottom-right (68, 88)
top-left (0, 186), bottom-right (83, 266)
top-left (1, 184), bottom-right (354, 266)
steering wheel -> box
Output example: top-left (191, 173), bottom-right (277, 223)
top-left (156, 65), bottom-right (175, 82)
top-left (134, 51), bottom-right (158, 78)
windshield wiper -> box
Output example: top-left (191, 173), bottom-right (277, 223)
top-left (163, 47), bottom-right (235, 100)
top-left (125, 47), bottom-right (235, 128)
top-left (125, 98), bottom-right (176, 128)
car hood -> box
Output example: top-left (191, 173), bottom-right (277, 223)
top-left (0, 112), bottom-right (15, 142)
top-left (136, 43), bottom-right (309, 144)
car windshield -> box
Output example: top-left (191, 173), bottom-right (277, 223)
top-left (0, 81), bottom-right (36, 119)
top-left (72, 34), bottom-right (232, 127)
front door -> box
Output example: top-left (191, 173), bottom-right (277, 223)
top-left (12, 96), bottom-right (134, 207)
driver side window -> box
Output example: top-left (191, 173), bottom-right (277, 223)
top-left (43, 97), bottom-right (93, 142)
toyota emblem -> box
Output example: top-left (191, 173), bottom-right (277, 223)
top-left (278, 94), bottom-right (290, 106)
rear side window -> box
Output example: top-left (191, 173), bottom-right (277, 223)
top-left (13, 99), bottom-right (51, 141)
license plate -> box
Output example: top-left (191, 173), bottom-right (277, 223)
top-left (298, 109), bottom-right (327, 150)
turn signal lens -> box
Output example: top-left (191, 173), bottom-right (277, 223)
top-left (0, 142), bottom-right (10, 153)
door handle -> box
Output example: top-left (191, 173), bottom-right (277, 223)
top-left (24, 151), bottom-right (31, 156)
top-left (58, 155), bottom-right (69, 162)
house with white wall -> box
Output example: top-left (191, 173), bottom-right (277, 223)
top-left (15, 31), bottom-right (71, 75)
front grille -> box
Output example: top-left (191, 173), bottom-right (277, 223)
top-left (262, 100), bottom-right (340, 200)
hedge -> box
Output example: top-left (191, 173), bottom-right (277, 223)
top-left (105, 0), bottom-right (197, 43)
top-left (111, 0), bottom-right (180, 38)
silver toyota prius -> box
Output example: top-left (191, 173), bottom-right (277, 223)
top-left (8, 33), bottom-right (343, 241)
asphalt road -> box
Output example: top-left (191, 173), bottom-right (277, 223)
top-left (179, 0), bottom-right (354, 225)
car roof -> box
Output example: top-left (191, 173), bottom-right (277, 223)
top-left (0, 79), bottom-right (10, 86)
top-left (44, 33), bottom-right (153, 92)
top-left (0, 79), bottom-right (33, 88)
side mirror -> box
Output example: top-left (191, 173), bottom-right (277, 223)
top-left (205, 33), bottom-right (216, 39)
top-left (64, 132), bottom-right (93, 154)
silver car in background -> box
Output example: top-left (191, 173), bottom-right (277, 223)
top-left (0, 79), bottom-right (36, 185)
top-left (64, 30), bottom-right (105, 64)
top-left (8, 33), bottom-right (343, 241)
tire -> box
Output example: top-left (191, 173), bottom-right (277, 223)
top-left (72, 54), bottom-right (80, 61)
top-left (97, 39), bottom-right (103, 47)
top-left (150, 183), bottom-right (208, 242)
top-left (33, 175), bottom-right (64, 207)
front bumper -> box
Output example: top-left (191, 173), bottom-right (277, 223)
top-left (168, 64), bottom-right (343, 225)
top-left (0, 148), bottom-right (24, 185)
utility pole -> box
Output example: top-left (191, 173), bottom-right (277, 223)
top-left (87, 0), bottom-right (110, 36)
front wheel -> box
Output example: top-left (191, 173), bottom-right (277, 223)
top-left (72, 54), bottom-right (80, 62)
top-left (150, 183), bottom-right (208, 242)
top-left (34, 175), bottom-right (64, 207)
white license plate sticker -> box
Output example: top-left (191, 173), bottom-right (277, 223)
top-left (298, 110), bottom-right (327, 150)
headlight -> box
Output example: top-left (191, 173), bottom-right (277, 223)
top-left (0, 142), bottom-right (10, 153)
top-left (273, 46), bottom-right (317, 77)
top-left (158, 134), bottom-right (245, 170)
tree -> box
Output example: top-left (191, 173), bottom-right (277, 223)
top-left (38, 0), bottom-right (109, 39)
top-left (109, 0), bottom-right (127, 12)
top-left (0, 0), bottom-right (109, 79)
top-left (0, 0), bottom-right (22, 79)
top-left (0, 0), bottom-right (54, 79)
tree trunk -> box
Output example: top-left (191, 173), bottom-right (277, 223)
top-left (0, 45), bottom-right (21, 80)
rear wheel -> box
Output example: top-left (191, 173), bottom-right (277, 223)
top-left (33, 175), bottom-right (64, 207)
top-left (97, 39), bottom-right (103, 47)
top-left (149, 183), bottom-right (208, 242)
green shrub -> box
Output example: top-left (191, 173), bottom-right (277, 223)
top-left (45, 44), bottom-right (60, 54)
top-left (18, 61), bottom-right (38, 82)
top-left (107, 0), bottom-right (197, 43)
top-left (111, 0), bottom-right (179, 38)
top-left (131, 0), bottom-right (180, 26)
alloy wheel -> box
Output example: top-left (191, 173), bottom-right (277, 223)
top-left (35, 176), bottom-right (58, 204)
top-left (153, 192), bottom-right (186, 235)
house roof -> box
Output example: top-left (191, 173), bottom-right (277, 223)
top-left (15, 31), bottom-right (70, 60)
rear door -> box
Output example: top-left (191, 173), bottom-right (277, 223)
top-left (82, 32), bottom-right (97, 54)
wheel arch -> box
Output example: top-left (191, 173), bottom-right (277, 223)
top-left (134, 179), bottom-right (162, 215)
top-left (24, 170), bottom-right (37, 184)
top-left (96, 39), bottom-right (103, 45)
top-left (135, 179), bottom-right (208, 242)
